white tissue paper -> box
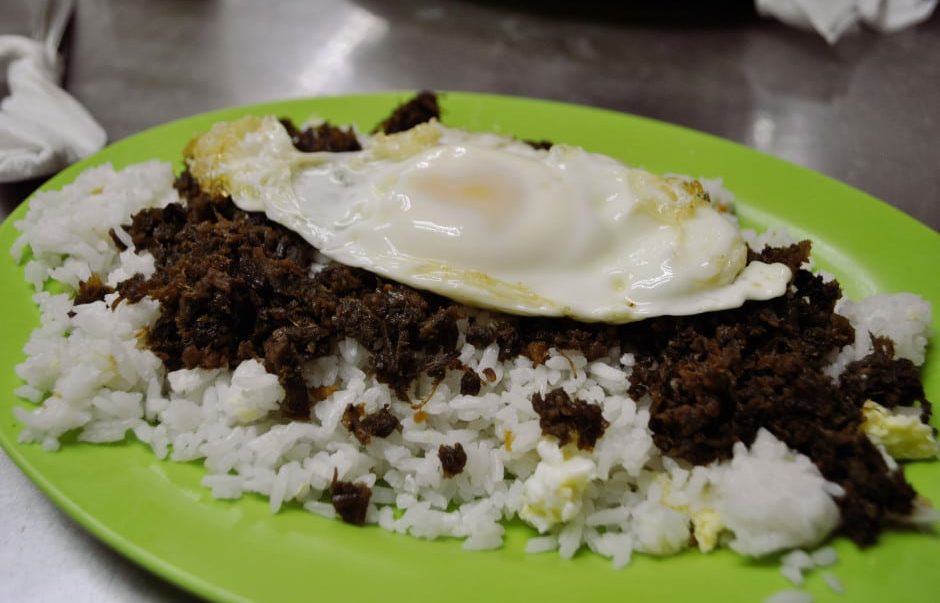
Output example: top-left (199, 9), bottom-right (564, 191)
top-left (0, 35), bottom-right (106, 183)
top-left (756, 0), bottom-right (938, 44)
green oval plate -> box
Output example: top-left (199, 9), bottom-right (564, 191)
top-left (1, 92), bottom-right (938, 603)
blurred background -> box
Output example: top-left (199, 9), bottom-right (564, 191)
top-left (1, 0), bottom-right (938, 228)
top-left (0, 0), bottom-right (937, 601)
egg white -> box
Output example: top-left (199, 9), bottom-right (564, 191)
top-left (185, 116), bottom-right (790, 322)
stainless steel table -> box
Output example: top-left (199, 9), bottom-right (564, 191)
top-left (1, 1), bottom-right (937, 602)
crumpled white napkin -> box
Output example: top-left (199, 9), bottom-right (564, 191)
top-left (756, 0), bottom-right (938, 44)
top-left (0, 35), bottom-right (106, 183)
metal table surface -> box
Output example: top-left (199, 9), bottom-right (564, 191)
top-left (0, 1), bottom-right (937, 602)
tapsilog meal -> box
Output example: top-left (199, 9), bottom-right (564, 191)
top-left (10, 93), bottom-right (937, 573)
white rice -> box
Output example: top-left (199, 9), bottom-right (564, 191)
top-left (829, 293), bottom-right (934, 373)
top-left (810, 546), bottom-right (838, 567)
top-left (764, 590), bottom-right (814, 603)
top-left (9, 161), bottom-right (934, 570)
top-left (715, 431), bottom-right (844, 557)
top-left (778, 546), bottom-right (840, 588)
top-left (822, 572), bottom-right (845, 594)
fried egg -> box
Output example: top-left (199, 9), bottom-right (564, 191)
top-left (185, 116), bottom-right (790, 322)
top-left (520, 440), bottom-right (597, 533)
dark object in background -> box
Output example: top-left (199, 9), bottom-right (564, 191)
top-left (468, 0), bottom-right (758, 24)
